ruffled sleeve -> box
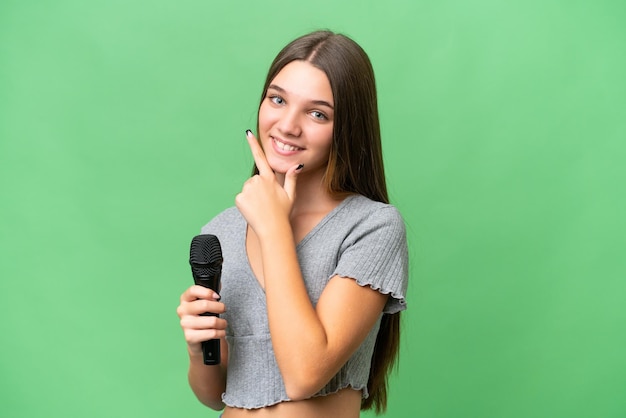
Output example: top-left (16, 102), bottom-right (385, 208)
top-left (332, 205), bottom-right (409, 314)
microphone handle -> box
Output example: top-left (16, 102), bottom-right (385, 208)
top-left (200, 317), bottom-right (220, 365)
top-left (196, 276), bottom-right (220, 366)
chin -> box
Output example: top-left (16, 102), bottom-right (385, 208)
top-left (270, 164), bottom-right (291, 174)
top-left (267, 160), bottom-right (292, 174)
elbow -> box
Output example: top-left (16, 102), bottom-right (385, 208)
top-left (205, 401), bottom-right (226, 411)
top-left (285, 384), bottom-right (317, 402)
top-left (283, 370), bottom-right (328, 401)
top-left (194, 393), bottom-right (225, 411)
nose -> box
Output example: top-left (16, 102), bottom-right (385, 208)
top-left (277, 108), bottom-right (302, 137)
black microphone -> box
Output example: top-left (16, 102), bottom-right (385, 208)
top-left (189, 234), bottom-right (223, 365)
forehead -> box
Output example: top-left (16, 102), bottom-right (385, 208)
top-left (270, 60), bottom-right (333, 104)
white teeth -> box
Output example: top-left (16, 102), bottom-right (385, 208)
top-left (274, 137), bottom-right (301, 151)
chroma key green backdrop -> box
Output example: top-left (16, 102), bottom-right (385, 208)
top-left (1, 1), bottom-right (625, 417)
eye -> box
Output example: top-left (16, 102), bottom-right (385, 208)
top-left (310, 110), bottom-right (328, 121)
top-left (269, 95), bottom-right (285, 105)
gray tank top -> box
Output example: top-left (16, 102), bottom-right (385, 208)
top-left (201, 194), bottom-right (408, 408)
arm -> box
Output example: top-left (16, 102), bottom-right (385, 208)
top-left (236, 132), bottom-right (395, 400)
top-left (259, 223), bottom-right (388, 399)
top-left (177, 285), bottom-right (229, 410)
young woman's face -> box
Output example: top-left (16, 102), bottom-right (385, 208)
top-left (258, 60), bottom-right (334, 176)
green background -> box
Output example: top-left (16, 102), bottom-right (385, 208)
top-left (1, 1), bottom-right (625, 417)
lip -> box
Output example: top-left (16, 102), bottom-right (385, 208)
top-left (270, 136), bottom-right (304, 156)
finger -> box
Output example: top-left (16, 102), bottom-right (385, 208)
top-left (283, 163), bottom-right (303, 201)
top-left (184, 328), bottom-right (227, 344)
top-left (180, 315), bottom-right (228, 331)
top-left (177, 300), bottom-right (225, 319)
top-left (188, 299), bottom-right (227, 316)
top-left (181, 285), bottom-right (220, 303)
top-left (245, 129), bottom-right (273, 176)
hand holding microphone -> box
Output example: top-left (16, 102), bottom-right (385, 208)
top-left (178, 234), bottom-right (225, 365)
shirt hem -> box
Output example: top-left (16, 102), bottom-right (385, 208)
top-left (222, 384), bottom-right (367, 409)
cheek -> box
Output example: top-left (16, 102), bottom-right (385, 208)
top-left (257, 103), bottom-right (274, 131)
top-left (316, 125), bottom-right (334, 151)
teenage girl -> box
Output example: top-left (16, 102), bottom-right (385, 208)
top-left (177, 30), bottom-right (409, 418)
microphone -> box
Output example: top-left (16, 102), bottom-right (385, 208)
top-left (189, 234), bottom-right (223, 365)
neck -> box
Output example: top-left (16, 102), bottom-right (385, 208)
top-left (276, 169), bottom-right (340, 217)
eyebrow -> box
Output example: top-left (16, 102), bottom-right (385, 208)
top-left (268, 84), bottom-right (334, 110)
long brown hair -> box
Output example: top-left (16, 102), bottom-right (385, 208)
top-left (256, 30), bottom-right (401, 414)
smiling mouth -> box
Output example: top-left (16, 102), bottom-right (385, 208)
top-left (272, 137), bottom-right (304, 152)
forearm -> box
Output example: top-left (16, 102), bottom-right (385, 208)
top-left (259, 221), bottom-right (334, 397)
top-left (187, 342), bottom-right (228, 410)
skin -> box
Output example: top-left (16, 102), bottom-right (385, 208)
top-left (177, 61), bottom-right (388, 417)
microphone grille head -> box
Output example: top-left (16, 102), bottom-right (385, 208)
top-left (189, 234), bottom-right (223, 278)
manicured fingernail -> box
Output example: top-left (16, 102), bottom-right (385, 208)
top-left (296, 164), bottom-right (304, 171)
top-left (213, 293), bottom-right (221, 301)
top-left (245, 129), bottom-right (252, 137)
